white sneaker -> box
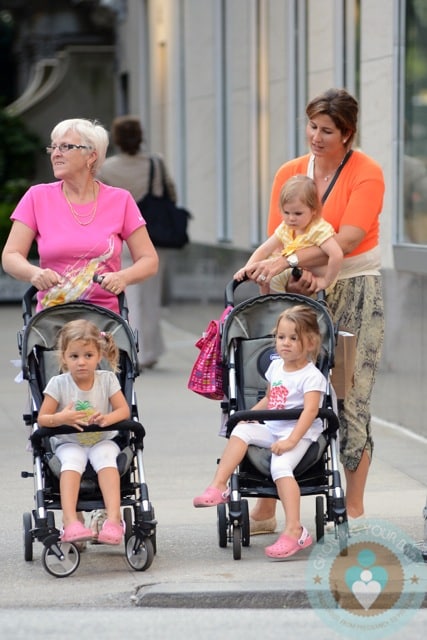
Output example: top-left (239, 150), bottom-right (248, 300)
top-left (325, 514), bottom-right (367, 535)
top-left (348, 514), bottom-right (368, 534)
top-left (325, 520), bottom-right (335, 534)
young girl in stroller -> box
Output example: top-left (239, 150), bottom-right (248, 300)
top-left (193, 304), bottom-right (326, 560)
top-left (38, 319), bottom-right (130, 545)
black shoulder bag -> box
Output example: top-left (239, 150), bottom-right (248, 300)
top-left (137, 156), bottom-right (192, 249)
top-left (321, 150), bottom-right (353, 204)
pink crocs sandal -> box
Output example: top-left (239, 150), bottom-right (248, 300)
top-left (61, 521), bottom-right (95, 543)
top-left (193, 486), bottom-right (230, 508)
top-left (97, 519), bottom-right (125, 545)
top-left (265, 526), bottom-right (312, 559)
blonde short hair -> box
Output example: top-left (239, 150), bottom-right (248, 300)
top-left (57, 319), bottom-right (119, 373)
top-left (279, 175), bottom-right (322, 220)
top-left (50, 118), bottom-right (109, 173)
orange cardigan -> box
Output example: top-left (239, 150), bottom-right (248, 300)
top-left (267, 150), bottom-right (385, 258)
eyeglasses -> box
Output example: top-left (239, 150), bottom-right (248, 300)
top-left (45, 143), bottom-right (92, 154)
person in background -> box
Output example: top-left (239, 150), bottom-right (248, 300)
top-left (38, 319), bottom-right (130, 545)
top-left (98, 115), bottom-right (177, 370)
top-left (243, 88), bottom-right (385, 536)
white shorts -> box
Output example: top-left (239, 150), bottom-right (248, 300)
top-left (231, 422), bottom-right (313, 481)
top-left (55, 439), bottom-right (121, 474)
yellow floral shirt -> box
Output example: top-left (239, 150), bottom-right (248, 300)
top-left (274, 217), bottom-right (335, 256)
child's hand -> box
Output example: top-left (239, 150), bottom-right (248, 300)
top-left (287, 269), bottom-right (317, 295)
top-left (271, 438), bottom-right (296, 455)
top-left (314, 276), bottom-right (327, 292)
top-left (61, 402), bottom-right (89, 431)
top-left (233, 268), bottom-right (247, 282)
top-left (86, 411), bottom-right (107, 427)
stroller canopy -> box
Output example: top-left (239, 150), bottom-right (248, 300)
top-left (221, 293), bottom-right (335, 366)
top-left (20, 300), bottom-right (139, 380)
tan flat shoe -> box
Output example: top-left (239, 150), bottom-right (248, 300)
top-left (249, 516), bottom-right (277, 535)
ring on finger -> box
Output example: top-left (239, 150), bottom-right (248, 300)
top-left (259, 275), bottom-right (266, 282)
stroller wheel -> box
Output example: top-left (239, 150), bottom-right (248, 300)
top-left (123, 507), bottom-right (133, 545)
top-left (41, 542), bottom-right (80, 578)
top-left (217, 503), bottom-right (227, 548)
top-left (232, 525), bottom-right (242, 560)
top-left (23, 512), bottom-right (33, 562)
top-left (151, 527), bottom-right (157, 555)
top-left (315, 496), bottom-right (325, 541)
top-left (241, 499), bottom-right (250, 547)
top-left (125, 535), bottom-right (154, 571)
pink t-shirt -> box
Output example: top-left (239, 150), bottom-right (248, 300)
top-left (11, 181), bottom-right (145, 312)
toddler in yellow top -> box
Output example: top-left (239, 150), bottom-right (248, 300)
top-left (234, 175), bottom-right (343, 294)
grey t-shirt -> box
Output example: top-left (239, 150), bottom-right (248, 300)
top-left (43, 370), bottom-right (121, 449)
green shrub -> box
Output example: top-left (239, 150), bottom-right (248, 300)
top-left (0, 110), bottom-right (41, 189)
top-left (0, 111), bottom-right (41, 254)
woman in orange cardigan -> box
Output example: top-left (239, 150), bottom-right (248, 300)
top-left (247, 88), bottom-right (385, 536)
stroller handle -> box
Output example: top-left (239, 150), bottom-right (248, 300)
top-left (22, 284), bottom-right (127, 325)
top-left (224, 276), bottom-right (326, 307)
top-left (92, 274), bottom-right (128, 321)
top-left (224, 278), bottom-right (247, 307)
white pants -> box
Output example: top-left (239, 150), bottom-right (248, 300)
top-left (231, 422), bottom-right (313, 481)
top-left (55, 440), bottom-right (120, 474)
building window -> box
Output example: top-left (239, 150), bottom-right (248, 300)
top-left (334, 0), bottom-right (360, 100)
top-left (402, 0), bottom-right (427, 245)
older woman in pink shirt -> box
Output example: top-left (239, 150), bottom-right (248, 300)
top-left (1, 117), bottom-right (158, 313)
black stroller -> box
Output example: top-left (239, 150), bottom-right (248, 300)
top-left (216, 280), bottom-right (348, 560)
top-left (19, 286), bottom-right (157, 577)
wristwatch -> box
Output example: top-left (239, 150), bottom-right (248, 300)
top-left (286, 253), bottom-right (299, 268)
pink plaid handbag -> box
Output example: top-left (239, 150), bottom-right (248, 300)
top-left (188, 306), bottom-right (232, 400)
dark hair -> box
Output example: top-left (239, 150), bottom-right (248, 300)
top-left (279, 175), bottom-right (322, 220)
top-left (111, 116), bottom-right (143, 155)
top-left (274, 305), bottom-right (321, 361)
top-left (306, 88), bottom-right (358, 147)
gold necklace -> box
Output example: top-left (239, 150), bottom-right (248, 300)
top-left (316, 154), bottom-right (347, 182)
top-left (317, 166), bottom-right (336, 182)
top-left (63, 182), bottom-right (98, 226)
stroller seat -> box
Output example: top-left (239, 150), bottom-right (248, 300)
top-left (246, 433), bottom-right (329, 480)
top-left (236, 338), bottom-right (332, 484)
top-left (27, 345), bottom-right (136, 495)
top-left (44, 439), bottom-right (135, 495)
top-left (214, 286), bottom-right (348, 559)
